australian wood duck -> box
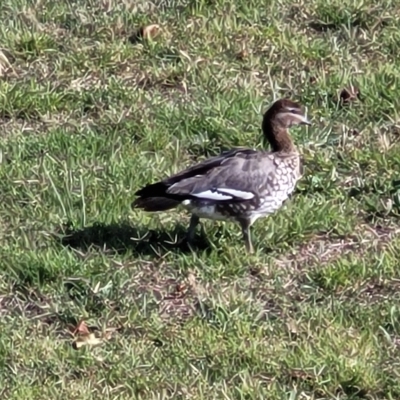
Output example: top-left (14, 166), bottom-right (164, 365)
top-left (133, 98), bottom-right (311, 253)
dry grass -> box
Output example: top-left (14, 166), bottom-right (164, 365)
top-left (1, 0), bottom-right (400, 398)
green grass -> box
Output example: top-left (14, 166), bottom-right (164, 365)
top-left (1, 0), bottom-right (400, 398)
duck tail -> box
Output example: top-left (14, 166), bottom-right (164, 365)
top-left (132, 197), bottom-right (180, 212)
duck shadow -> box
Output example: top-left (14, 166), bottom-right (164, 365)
top-left (59, 222), bottom-right (212, 256)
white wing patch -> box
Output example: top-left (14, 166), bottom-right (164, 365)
top-left (192, 190), bottom-right (233, 201)
top-left (216, 188), bottom-right (254, 200)
top-left (192, 188), bottom-right (254, 201)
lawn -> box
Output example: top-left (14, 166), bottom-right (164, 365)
top-left (1, 0), bottom-right (400, 398)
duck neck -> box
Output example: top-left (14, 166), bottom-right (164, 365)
top-left (262, 120), bottom-right (296, 153)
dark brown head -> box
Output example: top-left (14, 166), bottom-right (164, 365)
top-left (262, 98), bottom-right (311, 152)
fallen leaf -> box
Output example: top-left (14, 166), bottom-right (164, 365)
top-left (73, 333), bottom-right (103, 349)
top-left (72, 320), bottom-right (90, 335)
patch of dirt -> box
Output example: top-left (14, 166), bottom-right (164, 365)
top-left (0, 291), bottom-right (55, 322)
top-left (0, 110), bottom-right (103, 138)
top-left (136, 73), bottom-right (188, 96)
top-left (0, 118), bottom-right (49, 137)
top-left (268, 222), bottom-right (400, 309)
top-left (3, 222), bottom-right (398, 332)
top-left (355, 278), bottom-right (400, 305)
top-left (119, 262), bottom-right (210, 324)
top-left (275, 223), bottom-right (399, 270)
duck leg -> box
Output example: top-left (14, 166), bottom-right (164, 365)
top-left (238, 218), bottom-right (254, 254)
top-left (186, 214), bottom-right (200, 243)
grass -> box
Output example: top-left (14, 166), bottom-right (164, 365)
top-left (1, 0), bottom-right (400, 398)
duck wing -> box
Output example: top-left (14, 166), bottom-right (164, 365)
top-left (166, 150), bottom-right (277, 204)
top-left (134, 148), bottom-right (258, 202)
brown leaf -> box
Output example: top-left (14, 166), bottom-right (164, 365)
top-left (72, 320), bottom-right (90, 336)
top-left (339, 86), bottom-right (360, 105)
top-left (73, 333), bottom-right (103, 349)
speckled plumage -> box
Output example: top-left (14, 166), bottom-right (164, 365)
top-left (133, 98), bottom-right (311, 253)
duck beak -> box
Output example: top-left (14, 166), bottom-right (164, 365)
top-left (299, 115), bottom-right (311, 126)
top-left (285, 111), bottom-right (312, 126)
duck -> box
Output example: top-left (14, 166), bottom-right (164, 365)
top-left (133, 98), bottom-right (311, 253)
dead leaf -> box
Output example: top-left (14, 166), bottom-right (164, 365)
top-left (72, 320), bottom-right (90, 335)
top-left (73, 333), bottom-right (103, 349)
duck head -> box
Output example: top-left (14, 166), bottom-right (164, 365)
top-left (262, 98), bottom-right (311, 152)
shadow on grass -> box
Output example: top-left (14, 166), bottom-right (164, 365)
top-left (59, 221), bottom-right (211, 256)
